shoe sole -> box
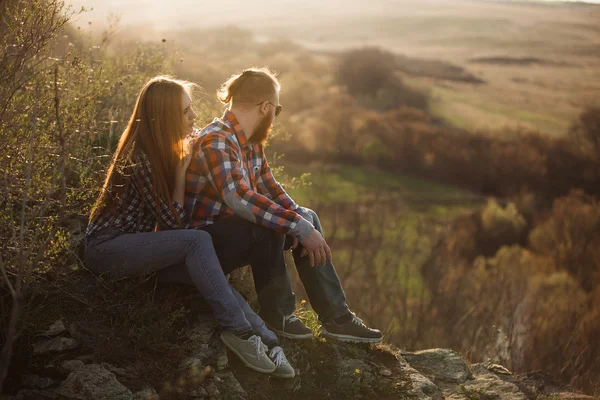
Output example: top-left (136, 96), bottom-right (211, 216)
top-left (320, 328), bottom-right (383, 344)
top-left (266, 323), bottom-right (313, 340)
top-left (272, 371), bottom-right (296, 379)
top-left (220, 334), bottom-right (277, 373)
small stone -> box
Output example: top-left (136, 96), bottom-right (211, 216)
top-left (212, 372), bottom-right (246, 399)
top-left (62, 359), bottom-right (85, 371)
top-left (101, 362), bottom-right (133, 379)
top-left (487, 363), bottom-right (512, 375)
top-left (216, 350), bottom-right (228, 371)
top-left (557, 393), bottom-right (595, 400)
top-left (379, 368), bottom-right (393, 377)
top-left (187, 324), bottom-right (217, 343)
top-left (32, 337), bottom-right (78, 355)
top-left (55, 363), bottom-right (132, 399)
top-left (76, 354), bottom-right (95, 363)
top-left (133, 387), bottom-right (159, 400)
top-left (189, 386), bottom-right (208, 398)
top-left (460, 375), bottom-right (527, 400)
top-left (203, 380), bottom-right (221, 399)
top-left (69, 323), bottom-right (82, 340)
top-left (181, 357), bottom-right (203, 369)
top-left (42, 320), bottom-right (66, 336)
top-left (15, 389), bottom-right (58, 399)
top-left (21, 374), bottom-right (55, 389)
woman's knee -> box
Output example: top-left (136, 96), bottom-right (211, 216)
top-left (183, 229), bottom-right (214, 253)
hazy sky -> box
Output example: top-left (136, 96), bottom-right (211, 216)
top-left (66, 0), bottom-right (600, 32)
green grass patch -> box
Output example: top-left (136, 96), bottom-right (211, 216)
top-left (284, 163), bottom-right (483, 216)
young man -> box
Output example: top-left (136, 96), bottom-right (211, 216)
top-left (185, 68), bottom-right (382, 343)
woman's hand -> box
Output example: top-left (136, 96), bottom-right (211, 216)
top-left (173, 137), bottom-right (195, 205)
top-left (178, 136), bottom-right (195, 175)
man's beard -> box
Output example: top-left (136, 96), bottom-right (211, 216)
top-left (249, 113), bottom-right (273, 145)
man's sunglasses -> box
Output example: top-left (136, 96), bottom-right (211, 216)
top-left (257, 101), bottom-right (282, 117)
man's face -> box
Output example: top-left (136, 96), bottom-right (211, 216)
top-left (250, 90), bottom-right (279, 145)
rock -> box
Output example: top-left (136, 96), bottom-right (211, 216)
top-left (181, 357), bottom-right (204, 369)
top-left (189, 386), bottom-right (209, 398)
top-left (402, 348), bottom-right (472, 384)
top-left (132, 387), bottom-right (159, 400)
top-left (68, 323), bottom-right (83, 341)
top-left (470, 363), bottom-right (490, 377)
top-left (379, 368), bottom-right (392, 377)
top-left (215, 346), bottom-right (228, 371)
top-left (75, 354), bottom-right (95, 363)
top-left (460, 374), bottom-right (527, 400)
top-left (203, 380), bottom-right (221, 399)
top-left (32, 337), bottom-right (78, 355)
top-left (61, 359), bottom-right (85, 372)
top-left (13, 389), bottom-right (58, 399)
top-left (21, 374), bottom-right (55, 389)
top-left (101, 363), bottom-right (139, 380)
top-left (55, 363), bottom-right (133, 400)
top-left (188, 323), bottom-right (217, 343)
top-left (557, 393), bottom-right (595, 400)
top-left (406, 367), bottom-right (444, 400)
top-left (42, 320), bottom-right (66, 337)
top-left (228, 266), bottom-right (257, 309)
top-left (337, 358), bottom-right (376, 387)
top-left (488, 363), bottom-right (513, 375)
top-left (212, 372), bottom-right (246, 400)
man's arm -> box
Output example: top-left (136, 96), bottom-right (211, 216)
top-left (199, 134), bottom-right (314, 242)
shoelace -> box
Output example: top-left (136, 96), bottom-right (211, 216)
top-left (285, 314), bottom-right (300, 323)
top-left (282, 314), bottom-right (300, 330)
top-left (350, 313), bottom-right (366, 327)
top-left (269, 346), bottom-right (288, 368)
top-left (249, 335), bottom-right (268, 357)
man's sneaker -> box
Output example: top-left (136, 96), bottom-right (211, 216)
top-left (268, 346), bottom-right (295, 378)
top-left (220, 332), bottom-right (276, 373)
top-left (264, 314), bottom-right (313, 340)
top-left (321, 313), bottom-right (383, 343)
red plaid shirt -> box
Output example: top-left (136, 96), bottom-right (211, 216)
top-left (86, 151), bottom-right (187, 238)
top-left (185, 110), bottom-right (313, 241)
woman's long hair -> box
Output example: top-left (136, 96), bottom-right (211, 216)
top-left (90, 76), bottom-right (194, 226)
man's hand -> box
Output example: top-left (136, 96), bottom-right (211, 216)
top-left (301, 228), bottom-right (333, 267)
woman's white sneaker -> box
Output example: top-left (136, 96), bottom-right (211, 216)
top-left (220, 332), bottom-right (276, 373)
top-left (268, 346), bottom-right (295, 378)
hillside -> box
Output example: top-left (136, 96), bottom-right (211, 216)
top-left (3, 272), bottom-right (595, 400)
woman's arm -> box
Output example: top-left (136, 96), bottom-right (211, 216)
top-left (173, 137), bottom-right (194, 205)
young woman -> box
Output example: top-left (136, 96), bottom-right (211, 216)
top-left (84, 76), bottom-right (294, 378)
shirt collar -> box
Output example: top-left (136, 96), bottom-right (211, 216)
top-left (223, 110), bottom-right (251, 149)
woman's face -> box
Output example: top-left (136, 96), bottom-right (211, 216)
top-left (181, 90), bottom-right (197, 134)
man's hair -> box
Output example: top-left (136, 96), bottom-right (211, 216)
top-left (217, 67), bottom-right (279, 105)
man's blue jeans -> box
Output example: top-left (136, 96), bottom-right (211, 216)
top-left (203, 207), bottom-right (350, 323)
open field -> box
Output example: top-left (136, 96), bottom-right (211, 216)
top-left (254, 0), bottom-right (600, 136)
top-left (73, 0), bottom-right (600, 136)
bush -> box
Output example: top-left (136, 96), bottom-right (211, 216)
top-left (423, 190), bottom-right (600, 396)
top-left (335, 47), bottom-right (428, 112)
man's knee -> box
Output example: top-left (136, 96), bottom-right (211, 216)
top-left (296, 207), bottom-right (316, 225)
top-left (252, 223), bottom-right (285, 245)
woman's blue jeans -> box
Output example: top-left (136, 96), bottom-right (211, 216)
top-left (84, 228), bottom-right (278, 347)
